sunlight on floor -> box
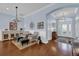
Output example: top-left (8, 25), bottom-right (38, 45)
top-left (74, 48), bottom-right (79, 54)
top-left (51, 47), bottom-right (57, 52)
top-left (58, 42), bottom-right (71, 51)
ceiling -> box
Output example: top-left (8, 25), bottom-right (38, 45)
top-left (0, 3), bottom-right (50, 17)
top-left (50, 7), bottom-right (79, 20)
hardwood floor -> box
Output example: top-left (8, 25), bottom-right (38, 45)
top-left (0, 40), bottom-right (73, 56)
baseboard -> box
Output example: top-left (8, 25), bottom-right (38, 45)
top-left (42, 40), bottom-right (48, 44)
top-left (0, 39), bottom-right (9, 42)
top-left (0, 39), bottom-right (3, 41)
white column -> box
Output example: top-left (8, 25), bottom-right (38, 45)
top-left (71, 17), bottom-right (76, 56)
top-left (0, 30), bottom-right (2, 41)
top-left (56, 19), bottom-right (59, 42)
top-left (56, 19), bottom-right (59, 34)
top-left (45, 16), bottom-right (49, 44)
top-left (72, 17), bottom-right (76, 38)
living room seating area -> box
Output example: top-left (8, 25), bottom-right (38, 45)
top-left (13, 31), bottom-right (41, 49)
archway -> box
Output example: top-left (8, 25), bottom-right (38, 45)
top-left (46, 4), bottom-right (79, 55)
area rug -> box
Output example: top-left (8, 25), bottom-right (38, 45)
top-left (12, 40), bottom-right (37, 50)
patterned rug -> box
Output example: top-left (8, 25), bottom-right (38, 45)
top-left (12, 40), bottom-right (37, 50)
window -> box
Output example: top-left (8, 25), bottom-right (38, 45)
top-left (69, 24), bottom-right (71, 32)
top-left (62, 24), bottom-right (67, 33)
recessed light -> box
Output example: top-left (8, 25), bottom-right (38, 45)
top-left (6, 8), bottom-right (9, 10)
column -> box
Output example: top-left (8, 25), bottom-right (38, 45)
top-left (56, 19), bottom-right (59, 35)
top-left (72, 17), bottom-right (76, 38)
top-left (45, 16), bottom-right (48, 43)
top-left (71, 16), bottom-right (76, 56)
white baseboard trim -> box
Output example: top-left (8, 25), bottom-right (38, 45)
top-left (42, 40), bottom-right (48, 44)
top-left (0, 39), bottom-right (3, 41)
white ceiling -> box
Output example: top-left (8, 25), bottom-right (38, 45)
top-left (0, 3), bottom-right (50, 17)
top-left (50, 7), bottom-right (79, 19)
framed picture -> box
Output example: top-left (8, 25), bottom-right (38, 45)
top-left (37, 21), bottom-right (44, 29)
top-left (9, 21), bottom-right (17, 30)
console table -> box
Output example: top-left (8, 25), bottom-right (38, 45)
top-left (2, 30), bottom-right (28, 41)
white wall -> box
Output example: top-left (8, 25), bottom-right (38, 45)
top-left (0, 31), bottom-right (2, 41)
top-left (0, 13), bottom-right (13, 40)
top-left (23, 13), bottom-right (48, 43)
